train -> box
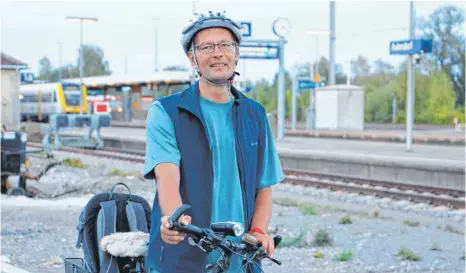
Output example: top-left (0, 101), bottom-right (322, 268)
top-left (19, 82), bottom-right (88, 122)
top-left (87, 89), bottom-right (123, 113)
top-left (18, 71), bottom-right (197, 121)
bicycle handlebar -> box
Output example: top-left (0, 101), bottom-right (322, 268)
top-left (167, 204), bottom-right (282, 272)
top-left (167, 204), bottom-right (204, 236)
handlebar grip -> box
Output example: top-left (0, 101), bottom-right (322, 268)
top-left (171, 222), bottom-right (204, 237)
top-left (273, 235), bottom-right (282, 248)
top-left (168, 204), bottom-right (191, 224)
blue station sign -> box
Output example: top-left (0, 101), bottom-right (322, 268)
top-left (239, 40), bottom-right (280, 59)
top-left (240, 22), bottom-right (252, 37)
top-left (297, 80), bottom-right (325, 89)
top-left (389, 39), bottom-right (433, 55)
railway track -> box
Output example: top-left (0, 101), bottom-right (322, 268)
top-left (27, 142), bottom-right (466, 209)
top-left (284, 170), bottom-right (465, 210)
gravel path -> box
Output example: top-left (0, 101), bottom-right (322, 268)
top-left (1, 151), bottom-right (464, 273)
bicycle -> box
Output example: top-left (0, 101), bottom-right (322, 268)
top-left (65, 203), bottom-right (282, 273)
top-left (167, 204), bottom-right (282, 273)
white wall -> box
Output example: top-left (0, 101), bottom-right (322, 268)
top-left (316, 89), bottom-right (338, 130)
top-left (1, 69), bottom-right (21, 130)
top-left (316, 85), bottom-right (365, 131)
top-left (337, 89), bottom-right (365, 130)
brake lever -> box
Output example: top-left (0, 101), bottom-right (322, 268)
top-left (256, 247), bottom-right (281, 265)
top-left (188, 237), bottom-right (207, 253)
top-left (266, 256), bottom-right (281, 265)
top-left (268, 235), bottom-right (282, 265)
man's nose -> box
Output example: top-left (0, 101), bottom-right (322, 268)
top-left (211, 45), bottom-right (224, 57)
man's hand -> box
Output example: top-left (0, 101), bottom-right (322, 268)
top-left (160, 215), bottom-right (191, 244)
top-left (250, 232), bottom-right (275, 258)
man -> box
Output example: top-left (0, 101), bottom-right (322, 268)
top-left (143, 11), bottom-right (284, 273)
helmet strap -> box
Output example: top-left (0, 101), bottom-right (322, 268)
top-left (191, 43), bottom-right (202, 77)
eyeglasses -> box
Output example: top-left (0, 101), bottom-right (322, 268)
top-left (194, 42), bottom-right (237, 54)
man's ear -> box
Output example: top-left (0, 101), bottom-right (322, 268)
top-left (188, 51), bottom-right (197, 68)
top-left (235, 47), bottom-right (240, 63)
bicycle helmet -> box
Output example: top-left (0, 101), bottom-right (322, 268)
top-left (181, 11), bottom-right (243, 55)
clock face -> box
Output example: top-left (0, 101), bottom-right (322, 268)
top-left (273, 18), bottom-right (291, 38)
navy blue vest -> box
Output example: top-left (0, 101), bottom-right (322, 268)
top-left (146, 82), bottom-right (268, 273)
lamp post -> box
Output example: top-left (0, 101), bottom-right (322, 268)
top-left (329, 1), bottom-right (336, 85)
top-left (57, 41), bottom-right (63, 81)
top-left (306, 29), bottom-right (330, 129)
top-left (406, 1), bottom-right (416, 151)
top-left (307, 30), bottom-right (331, 77)
top-left (66, 16), bottom-right (98, 115)
top-left (152, 17), bottom-right (160, 72)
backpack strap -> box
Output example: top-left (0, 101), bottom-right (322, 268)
top-left (126, 201), bottom-right (148, 233)
top-left (97, 200), bottom-right (119, 273)
top-left (76, 207), bottom-right (86, 248)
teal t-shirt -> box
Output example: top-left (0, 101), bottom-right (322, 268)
top-left (199, 96), bottom-right (245, 272)
top-left (144, 95), bottom-right (284, 273)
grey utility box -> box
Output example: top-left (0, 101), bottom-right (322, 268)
top-left (315, 84), bottom-right (365, 131)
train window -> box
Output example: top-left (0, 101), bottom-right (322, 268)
top-left (20, 90), bottom-right (56, 103)
top-left (64, 92), bottom-right (81, 106)
top-left (64, 85), bottom-right (79, 91)
top-left (21, 94), bottom-right (38, 103)
top-left (41, 93), bottom-right (53, 102)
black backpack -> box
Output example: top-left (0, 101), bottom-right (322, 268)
top-left (65, 183), bottom-right (152, 273)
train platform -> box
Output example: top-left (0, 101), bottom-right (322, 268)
top-left (108, 119), bottom-right (466, 146)
top-left (25, 125), bottom-right (465, 192)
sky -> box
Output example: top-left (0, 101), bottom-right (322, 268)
top-left (1, 0), bottom-right (464, 84)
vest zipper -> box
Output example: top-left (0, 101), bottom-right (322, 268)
top-left (234, 104), bottom-right (249, 230)
top-left (160, 245), bottom-right (164, 264)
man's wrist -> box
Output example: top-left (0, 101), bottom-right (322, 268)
top-left (248, 227), bottom-right (266, 235)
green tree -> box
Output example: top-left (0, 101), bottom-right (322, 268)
top-left (418, 5), bottom-right (465, 107)
top-left (38, 57), bottom-right (53, 81)
top-left (295, 58), bottom-right (347, 84)
top-left (380, 70), bottom-right (458, 125)
top-left (80, 45), bottom-right (112, 77)
top-left (270, 70), bottom-right (292, 118)
top-left (51, 65), bottom-right (79, 81)
top-left (424, 71), bottom-right (457, 124)
top-left (37, 44), bottom-right (112, 82)
top-left (335, 63), bottom-right (347, 84)
top-left (351, 55), bottom-right (371, 86)
top-left (254, 79), bottom-right (276, 113)
top-left (365, 84), bottom-right (396, 123)
top-left (297, 89), bottom-right (311, 122)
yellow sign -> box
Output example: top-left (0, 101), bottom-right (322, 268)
top-left (314, 73), bottom-right (321, 83)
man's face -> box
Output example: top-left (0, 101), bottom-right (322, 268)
top-left (189, 28), bottom-right (239, 84)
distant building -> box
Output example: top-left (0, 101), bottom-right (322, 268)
top-left (1, 53), bottom-right (28, 130)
